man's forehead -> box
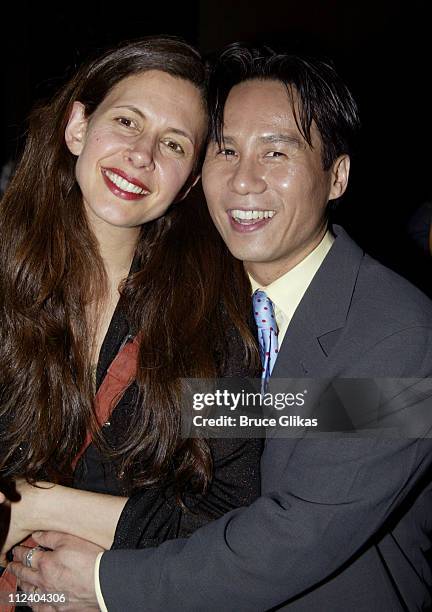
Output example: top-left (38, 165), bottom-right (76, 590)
top-left (218, 79), bottom-right (318, 148)
top-left (220, 81), bottom-right (303, 141)
top-left (226, 78), bottom-right (293, 109)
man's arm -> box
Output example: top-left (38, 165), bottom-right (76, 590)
top-left (97, 328), bottom-right (432, 611)
top-left (9, 432), bottom-right (432, 611)
top-left (98, 435), bottom-right (432, 611)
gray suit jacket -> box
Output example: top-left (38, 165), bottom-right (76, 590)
top-left (100, 226), bottom-right (432, 611)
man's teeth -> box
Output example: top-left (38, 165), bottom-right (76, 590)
top-left (104, 170), bottom-right (148, 194)
top-left (230, 209), bottom-right (275, 222)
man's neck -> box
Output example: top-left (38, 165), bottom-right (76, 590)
top-left (246, 227), bottom-right (328, 287)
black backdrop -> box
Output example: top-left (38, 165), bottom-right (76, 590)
top-left (1, 0), bottom-right (431, 291)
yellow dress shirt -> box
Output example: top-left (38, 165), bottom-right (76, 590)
top-left (95, 552), bottom-right (107, 611)
top-left (249, 231), bottom-right (334, 345)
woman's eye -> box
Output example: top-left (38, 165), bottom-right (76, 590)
top-left (115, 117), bottom-right (135, 128)
top-left (163, 140), bottom-right (185, 155)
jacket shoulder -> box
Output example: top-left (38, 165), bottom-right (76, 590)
top-left (354, 253), bottom-right (432, 328)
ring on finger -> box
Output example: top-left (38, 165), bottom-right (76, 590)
top-left (24, 545), bottom-right (43, 569)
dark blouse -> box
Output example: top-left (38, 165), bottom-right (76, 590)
top-left (73, 299), bottom-right (263, 550)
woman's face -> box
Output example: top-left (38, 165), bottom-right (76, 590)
top-left (65, 70), bottom-right (206, 231)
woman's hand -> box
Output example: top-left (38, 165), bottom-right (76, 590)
top-left (0, 480), bottom-right (42, 563)
top-left (0, 491), bottom-right (10, 565)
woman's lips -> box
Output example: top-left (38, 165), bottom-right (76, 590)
top-left (101, 167), bottom-right (151, 201)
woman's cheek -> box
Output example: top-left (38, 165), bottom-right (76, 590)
top-left (161, 158), bottom-right (193, 195)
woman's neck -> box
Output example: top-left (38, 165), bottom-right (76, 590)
top-left (91, 218), bottom-right (140, 285)
top-left (88, 219), bottom-right (140, 365)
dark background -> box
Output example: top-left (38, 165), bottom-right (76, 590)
top-left (1, 0), bottom-right (431, 292)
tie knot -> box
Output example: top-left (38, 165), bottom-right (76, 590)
top-left (252, 290), bottom-right (277, 332)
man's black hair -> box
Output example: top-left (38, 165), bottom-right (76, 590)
top-left (207, 43), bottom-right (360, 170)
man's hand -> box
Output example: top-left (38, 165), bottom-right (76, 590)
top-left (9, 531), bottom-right (104, 610)
top-left (0, 492), bottom-right (5, 503)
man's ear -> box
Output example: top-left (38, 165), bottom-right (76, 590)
top-left (176, 174), bottom-right (201, 203)
top-left (65, 101), bottom-right (88, 156)
top-left (328, 154), bottom-right (350, 201)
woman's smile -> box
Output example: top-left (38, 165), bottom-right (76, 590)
top-left (101, 167), bottom-right (151, 201)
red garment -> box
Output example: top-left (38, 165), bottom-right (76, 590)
top-left (0, 337), bottom-right (139, 611)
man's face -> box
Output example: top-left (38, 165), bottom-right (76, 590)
top-left (203, 79), bottom-right (349, 285)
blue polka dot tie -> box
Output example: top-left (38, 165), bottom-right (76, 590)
top-left (252, 290), bottom-right (279, 393)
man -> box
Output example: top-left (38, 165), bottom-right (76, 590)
top-left (9, 44), bottom-right (432, 610)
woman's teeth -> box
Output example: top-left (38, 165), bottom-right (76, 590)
top-left (230, 209), bottom-right (275, 223)
top-left (104, 170), bottom-right (149, 195)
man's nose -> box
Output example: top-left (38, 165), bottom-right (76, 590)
top-left (228, 157), bottom-right (266, 195)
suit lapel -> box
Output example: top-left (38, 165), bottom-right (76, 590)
top-left (272, 226), bottom-right (364, 378)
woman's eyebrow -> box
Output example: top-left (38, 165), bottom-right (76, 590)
top-left (169, 128), bottom-right (194, 145)
top-left (112, 105), bottom-right (194, 144)
top-left (113, 104), bottom-right (145, 118)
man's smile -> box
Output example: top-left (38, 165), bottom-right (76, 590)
top-left (227, 208), bottom-right (276, 233)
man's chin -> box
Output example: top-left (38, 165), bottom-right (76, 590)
top-left (225, 248), bottom-right (267, 265)
top-left (220, 235), bottom-right (269, 263)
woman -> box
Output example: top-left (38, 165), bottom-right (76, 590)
top-left (0, 37), bottom-right (260, 577)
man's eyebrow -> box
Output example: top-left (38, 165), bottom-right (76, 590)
top-left (210, 134), bottom-right (303, 147)
top-left (112, 105), bottom-right (194, 144)
top-left (214, 135), bottom-right (236, 145)
top-left (259, 133), bottom-right (303, 147)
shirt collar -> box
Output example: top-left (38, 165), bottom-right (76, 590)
top-left (249, 230), bottom-right (334, 323)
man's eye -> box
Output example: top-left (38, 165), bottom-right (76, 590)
top-left (265, 151), bottom-right (285, 158)
top-left (163, 140), bottom-right (185, 155)
top-left (217, 148), bottom-right (236, 157)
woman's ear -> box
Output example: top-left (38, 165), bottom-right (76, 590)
top-left (65, 101), bottom-right (88, 156)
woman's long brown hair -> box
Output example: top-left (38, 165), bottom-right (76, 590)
top-left (0, 37), bottom-right (258, 496)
